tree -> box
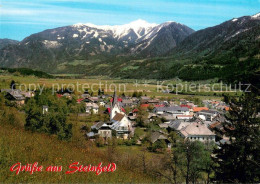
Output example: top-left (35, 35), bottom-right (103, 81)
top-left (149, 140), bottom-right (167, 152)
top-left (10, 80), bottom-right (16, 89)
top-left (213, 92), bottom-right (260, 183)
top-left (181, 140), bottom-right (208, 184)
top-left (136, 106), bottom-right (148, 127)
top-left (132, 91), bottom-right (138, 97)
top-left (98, 89), bottom-right (104, 96)
top-left (25, 89), bottom-right (72, 140)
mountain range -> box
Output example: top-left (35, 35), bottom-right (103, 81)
top-left (0, 13), bottom-right (259, 82)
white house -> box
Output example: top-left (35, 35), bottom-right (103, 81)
top-left (198, 110), bottom-right (219, 121)
top-left (109, 91), bottom-right (133, 139)
top-left (86, 102), bottom-right (99, 114)
top-left (176, 115), bottom-right (193, 120)
top-left (42, 105), bottom-right (48, 114)
top-left (90, 122), bottom-right (112, 138)
top-left (153, 106), bottom-right (190, 118)
top-left (111, 113), bottom-right (133, 139)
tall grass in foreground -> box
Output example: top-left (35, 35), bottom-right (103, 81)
top-left (0, 122), bottom-right (157, 183)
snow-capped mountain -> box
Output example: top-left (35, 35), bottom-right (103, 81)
top-left (79, 19), bottom-right (158, 41)
top-left (0, 19), bottom-right (194, 72)
top-left (251, 12), bottom-right (260, 19)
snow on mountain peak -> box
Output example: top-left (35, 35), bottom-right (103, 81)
top-left (252, 12), bottom-right (260, 19)
top-left (126, 19), bottom-right (158, 29)
top-left (73, 19), bottom-right (158, 38)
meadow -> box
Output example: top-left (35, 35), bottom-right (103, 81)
top-left (0, 73), bottom-right (242, 101)
top-left (0, 105), bottom-right (164, 183)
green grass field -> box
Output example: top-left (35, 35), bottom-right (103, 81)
top-left (0, 73), bottom-right (242, 101)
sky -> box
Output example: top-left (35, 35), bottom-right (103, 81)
top-left (0, 0), bottom-right (259, 41)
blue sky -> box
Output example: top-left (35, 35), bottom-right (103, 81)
top-left (0, 0), bottom-right (259, 41)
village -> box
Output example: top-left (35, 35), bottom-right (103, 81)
top-left (0, 85), bottom-right (231, 151)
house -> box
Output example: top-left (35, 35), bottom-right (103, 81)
top-left (147, 99), bottom-right (160, 105)
top-left (81, 93), bottom-right (90, 99)
top-left (110, 113), bottom-right (133, 139)
top-left (148, 113), bottom-right (157, 122)
top-left (42, 105), bottom-right (48, 114)
top-left (209, 114), bottom-right (227, 140)
top-left (62, 93), bottom-right (71, 98)
top-left (84, 97), bottom-right (98, 103)
top-left (140, 96), bottom-right (150, 103)
top-left (192, 107), bottom-right (209, 113)
top-left (161, 114), bottom-right (176, 123)
top-left (128, 109), bottom-right (138, 121)
top-left (176, 115), bottom-right (193, 120)
top-left (169, 120), bottom-right (190, 131)
top-left (21, 91), bottom-right (35, 98)
top-left (140, 104), bottom-right (150, 108)
top-left (122, 99), bottom-right (134, 107)
top-left (109, 91), bottom-right (133, 139)
top-left (99, 101), bottom-right (106, 107)
top-left (4, 90), bottom-right (25, 105)
top-left (158, 123), bottom-right (169, 129)
top-left (90, 97), bottom-right (99, 103)
top-left (179, 122), bottom-right (216, 142)
top-left (153, 107), bottom-right (165, 115)
top-left (86, 103), bottom-right (99, 114)
top-left (150, 131), bottom-right (171, 148)
top-left (165, 106), bottom-right (190, 117)
top-left (187, 102), bottom-right (195, 108)
top-left (91, 122), bottom-right (112, 139)
top-left (198, 109), bottom-right (219, 121)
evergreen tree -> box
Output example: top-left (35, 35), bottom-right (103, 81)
top-left (10, 80), bottom-right (16, 89)
top-left (213, 92), bottom-right (260, 183)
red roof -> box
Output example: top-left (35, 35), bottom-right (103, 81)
top-left (224, 106), bottom-right (230, 111)
top-left (193, 107), bottom-right (209, 112)
top-left (110, 98), bottom-right (122, 102)
top-left (77, 98), bottom-right (84, 103)
top-left (107, 107), bottom-right (125, 114)
top-left (180, 104), bottom-right (191, 109)
top-left (140, 104), bottom-right (150, 108)
top-left (56, 94), bottom-right (62, 98)
top-left (132, 109), bottom-right (139, 113)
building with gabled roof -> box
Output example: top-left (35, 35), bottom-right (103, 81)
top-left (109, 90), bottom-right (133, 139)
top-left (111, 112), bottom-right (133, 139)
top-left (169, 120), bottom-right (190, 131)
top-left (180, 122), bottom-right (215, 142)
top-left (110, 90), bottom-right (123, 120)
top-left (4, 89), bottom-right (25, 105)
top-left (150, 131), bottom-right (171, 149)
top-left (90, 122), bottom-right (112, 139)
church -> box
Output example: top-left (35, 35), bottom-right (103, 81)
top-left (109, 90), bottom-right (133, 139)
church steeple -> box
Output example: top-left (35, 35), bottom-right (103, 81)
top-left (110, 89), bottom-right (122, 120)
top-left (112, 89), bottom-right (118, 107)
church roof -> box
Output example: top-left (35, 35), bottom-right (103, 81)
top-left (112, 113), bottom-right (125, 122)
top-left (107, 107), bottom-right (125, 114)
